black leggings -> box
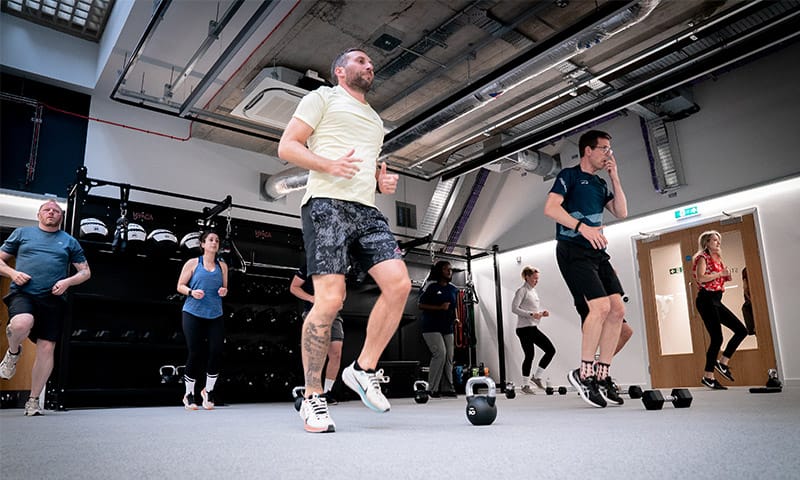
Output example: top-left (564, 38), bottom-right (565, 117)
top-left (696, 289), bottom-right (748, 372)
top-left (182, 311), bottom-right (225, 380)
top-left (515, 326), bottom-right (556, 377)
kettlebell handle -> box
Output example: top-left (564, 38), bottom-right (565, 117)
top-left (465, 376), bottom-right (496, 398)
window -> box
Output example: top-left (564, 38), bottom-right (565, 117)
top-left (2, 0), bottom-right (115, 42)
top-left (396, 201), bottom-right (417, 229)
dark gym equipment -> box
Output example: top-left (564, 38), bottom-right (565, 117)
top-left (619, 385), bottom-right (644, 399)
top-left (545, 386), bottom-right (568, 395)
top-left (414, 380), bottom-right (430, 404)
top-left (292, 386), bottom-right (305, 411)
top-left (160, 365), bottom-right (177, 384)
top-left (180, 231), bottom-right (202, 254)
top-left (465, 376), bottom-right (497, 426)
top-left (750, 368), bottom-right (783, 393)
top-left (79, 217), bottom-right (109, 240)
top-left (504, 382), bottom-right (516, 399)
top-left (641, 388), bottom-right (693, 410)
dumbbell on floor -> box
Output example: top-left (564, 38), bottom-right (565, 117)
top-left (641, 388), bottom-right (692, 410)
top-left (545, 386), bottom-right (568, 395)
top-left (618, 385), bottom-right (643, 399)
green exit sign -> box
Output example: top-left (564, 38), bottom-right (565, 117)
top-left (674, 205), bottom-right (699, 220)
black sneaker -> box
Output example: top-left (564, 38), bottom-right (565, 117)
top-left (715, 362), bottom-right (735, 382)
top-left (598, 377), bottom-right (624, 406)
top-left (321, 392), bottom-right (338, 405)
top-left (440, 390), bottom-right (458, 398)
top-left (701, 377), bottom-right (728, 390)
top-left (567, 369), bottom-right (606, 408)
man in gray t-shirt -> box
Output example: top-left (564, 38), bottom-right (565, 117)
top-left (0, 200), bottom-right (91, 416)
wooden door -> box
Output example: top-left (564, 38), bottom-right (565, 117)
top-left (636, 213), bottom-right (776, 388)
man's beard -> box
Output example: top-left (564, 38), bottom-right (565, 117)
top-left (346, 70), bottom-right (372, 94)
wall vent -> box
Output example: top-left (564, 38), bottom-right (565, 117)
top-left (230, 67), bottom-right (308, 129)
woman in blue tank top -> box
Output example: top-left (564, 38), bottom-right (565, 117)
top-left (176, 231), bottom-right (228, 410)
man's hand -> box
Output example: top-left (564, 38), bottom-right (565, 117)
top-left (579, 224), bottom-right (609, 250)
top-left (376, 162), bottom-right (399, 194)
top-left (52, 279), bottom-right (69, 296)
top-left (11, 270), bottom-right (31, 286)
top-left (604, 152), bottom-right (619, 178)
top-left (325, 148), bottom-right (362, 179)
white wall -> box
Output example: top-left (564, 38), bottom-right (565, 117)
top-left (472, 176), bottom-right (800, 388)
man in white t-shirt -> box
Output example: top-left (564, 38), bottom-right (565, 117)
top-left (278, 48), bottom-right (412, 433)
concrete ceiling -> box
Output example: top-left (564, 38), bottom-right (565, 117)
top-left (110, 0), bottom-right (800, 181)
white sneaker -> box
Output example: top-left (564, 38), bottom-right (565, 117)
top-left (200, 388), bottom-right (215, 410)
top-left (299, 393), bottom-right (335, 433)
top-left (0, 347), bottom-right (21, 380)
top-left (24, 397), bottom-right (42, 416)
top-left (342, 362), bottom-right (391, 413)
top-left (531, 377), bottom-right (546, 390)
top-left (520, 385), bottom-right (536, 395)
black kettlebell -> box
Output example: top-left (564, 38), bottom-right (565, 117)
top-left (465, 376), bottom-right (497, 426)
top-left (159, 365), bottom-right (176, 384)
top-left (414, 380), bottom-right (430, 404)
top-left (292, 386), bottom-right (305, 411)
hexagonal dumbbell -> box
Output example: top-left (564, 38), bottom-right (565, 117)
top-left (641, 388), bottom-right (692, 410)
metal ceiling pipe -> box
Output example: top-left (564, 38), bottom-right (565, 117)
top-left (380, 0), bottom-right (660, 159)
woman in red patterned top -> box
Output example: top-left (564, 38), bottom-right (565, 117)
top-left (692, 230), bottom-right (748, 390)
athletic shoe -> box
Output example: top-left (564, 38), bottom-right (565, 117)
top-left (520, 385), bottom-right (536, 395)
top-left (440, 390), bottom-right (458, 398)
top-left (0, 347), bottom-right (21, 380)
top-left (567, 368), bottom-right (606, 408)
top-left (200, 389), bottom-right (215, 410)
top-left (598, 377), bottom-right (624, 406)
top-left (715, 362), bottom-right (735, 382)
top-left (321, 391), bottom-right (338, 405)
top-left (183, 393), bottom-right (199, 410)
top-left (701, 377), bottom-right (727, 390)
top-left (531, 377), bottom-right (545, 390)
top-left (299, 393), bottom-right (335, 433)
top-left (24, 397), bottom-right (42, 416)
top-left (342, 362), bottom-right (391, 413)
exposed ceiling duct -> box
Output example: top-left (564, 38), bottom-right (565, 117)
top-left (261, 167), bottom-right (308, 201)
top-left (380, 0), bottom-right (661, 161)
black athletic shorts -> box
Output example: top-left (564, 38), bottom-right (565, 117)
top-left (4, 291), bottom-right (66, 342)
top-left (556, 240), bottom-right (624, 309)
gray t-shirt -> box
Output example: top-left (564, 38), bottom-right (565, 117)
top-left (2, 226), bottom-right (86, 296)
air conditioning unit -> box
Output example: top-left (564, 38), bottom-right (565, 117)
top-left (230, 67), bottom-right (308, 130)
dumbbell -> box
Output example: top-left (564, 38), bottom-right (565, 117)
top-left (545, 386), bottom-right (568, 395)
top-left (413, 380), bottom-right (430, 404)
top-left (292, 386), bottom-right (305, 411)
top-left (617, 384), bottom-right (643, 399)
top-left (641, 388), bottom-right (692, 410)
top-left (504, 382), bottom-right (516, 399)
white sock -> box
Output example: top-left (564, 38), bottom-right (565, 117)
top-left (184, 376), bottom-right (195, 396)
top-left (206, 374), bottom-right (218, 392)
top-left (521, 377), bottom-right (530, 387)
top-left (534, 367), bottom-right (545, 379)
top-left (324, 378), bottom-right (335, 393)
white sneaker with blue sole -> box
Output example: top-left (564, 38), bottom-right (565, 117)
top-left (342, 362), bottom-right (391, 413)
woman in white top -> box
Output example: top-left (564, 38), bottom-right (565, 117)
top-left (512, 266), bottom-right (556, 394)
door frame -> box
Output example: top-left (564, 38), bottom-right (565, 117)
top-left (632, 209), bottom-right (780, 388)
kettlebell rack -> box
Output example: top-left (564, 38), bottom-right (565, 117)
top-left (50, 167), bottom-right (307, 409)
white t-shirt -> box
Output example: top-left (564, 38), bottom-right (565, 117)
top-left (512, 283), bottom-right (542, 328)
top-left (292, 85), bottom-right (384, 207)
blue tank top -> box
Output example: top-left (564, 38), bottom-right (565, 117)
top-left (182, 256), bottom-right (224, 319)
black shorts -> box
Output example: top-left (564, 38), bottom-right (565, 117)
top-left (556, 241), bottom-right (624, 309)
top-left (301, 198), bottom-right (402, 276)
top-left (4, 291), bottom-right (66, 343)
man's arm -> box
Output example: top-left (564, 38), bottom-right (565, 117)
top-left (0, 251), bottom-right (30, 285)
top-left (277, 117), bottom-right (361, 179)
top-left (52, 261), bottom-right (90, 296)
top-left (289, 275), bottom-right (314, 304)
top-left (603, 154), bottom-right (628, 219)
top-left (375, 161), bottom-right (399, 194)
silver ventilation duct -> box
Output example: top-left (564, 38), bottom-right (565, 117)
top-left (262, 167), bottom-right (309, 201)
top-left (380, 0), bottom-right (661, 160)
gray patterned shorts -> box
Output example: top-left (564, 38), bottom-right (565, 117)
top-left (301, 198), bottom-right (402, 276)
